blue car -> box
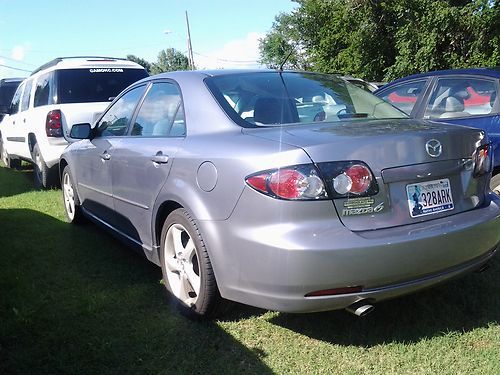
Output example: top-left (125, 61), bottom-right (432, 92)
top-left (374, 68), bottom-right (500, 193)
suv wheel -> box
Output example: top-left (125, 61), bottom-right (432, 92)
top-left (160, 208), bottom-right (227, 319)
top-left (33, 143), bottom-right (56, 189)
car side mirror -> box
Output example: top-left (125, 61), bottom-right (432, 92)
top-left (70, 123), bottom-right (92, 139)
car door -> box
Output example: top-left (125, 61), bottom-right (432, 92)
top-left (2, 80), bottom-right (33, 159)
top-left (419, 76), bottom-right (500, 167)
top-left (75, 84), bottom-right (147, 226)
top-left (111, 80), bottom-right (186, 250)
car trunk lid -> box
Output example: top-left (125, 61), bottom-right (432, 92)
top-left (244, 119), bottom-right (489, 231)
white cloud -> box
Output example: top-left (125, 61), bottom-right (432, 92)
top-left (194, 32), bottom-right (266, 70)
top-left (11, 45), bottom-right (26, 61)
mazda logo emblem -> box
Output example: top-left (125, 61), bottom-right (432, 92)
top-left (425, 139), bottom-right (442, 158)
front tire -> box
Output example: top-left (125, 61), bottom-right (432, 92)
top-left (160, 208), bottom-right (225, 319)
top-left (62, 166), bottom-right (84, 224)
top-left (33, 143), bottom-right (56, 189)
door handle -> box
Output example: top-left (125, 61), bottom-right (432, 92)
top-left (101, 152), bottom-right (111, 161)
top-left (151, 152), bottom-right (169, 164)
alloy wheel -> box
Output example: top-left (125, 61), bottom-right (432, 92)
top-left (163, 223), bottom-right (201, 307)
top-left (62, 172), bottom-right (76, 220)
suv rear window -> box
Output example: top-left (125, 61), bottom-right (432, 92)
top-left (55, 68), bottom-right (148, 104)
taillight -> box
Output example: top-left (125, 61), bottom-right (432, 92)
top-left (317, 161), bottom-right (379, 198)
top-left (333, 164), bottom-right (372, 195)
top-left (246, 164), bottom-right (328, 200)
top-left (473, 144), bottom-right (491, 177)
top-left (46, 110), bottom-right (63, 137)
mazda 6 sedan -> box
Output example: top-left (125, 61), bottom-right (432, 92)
top-left (60, 70), bottom-right (500, 319)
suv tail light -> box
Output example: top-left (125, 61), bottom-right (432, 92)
top-left (246, 164), bottom-right (328, 200)
top-left (473, 144), bottom-right (491, 177)
top-left (46, 110), bottom-right (63, 137)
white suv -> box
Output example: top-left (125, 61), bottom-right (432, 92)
top-left (0, 57), bottom-right (148, 188)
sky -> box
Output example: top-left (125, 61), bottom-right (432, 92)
top-left (0, 0), bottom-right (297, 78)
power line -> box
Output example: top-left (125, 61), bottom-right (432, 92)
top-left (0, 63), bottom-right (31, 73)
top-left (0, 55), bottom-right (37, 67)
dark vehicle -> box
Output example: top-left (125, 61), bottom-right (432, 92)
top-left (374, 68), bottom-right (500, 192)
top-left (0, 78), bottom-right (23, 122)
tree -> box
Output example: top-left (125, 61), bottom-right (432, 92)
top-left (259, 0), bottom-right (499, 81)
top-left (150, 48), bottom-right (190, 74)
top-left (259, 12), bottom-right (311, 70)
top-left (126, 55), bottom-right (152, 74)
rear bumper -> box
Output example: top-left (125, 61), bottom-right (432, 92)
top-left (199, 189), bottom-right (500, 313)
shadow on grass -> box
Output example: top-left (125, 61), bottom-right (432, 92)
top-left (0, 165), bottom-right (36, 197)
top-left (269, 254), bottom-right (500, 347)
top-left (0, 208), bottom-right (273, 374)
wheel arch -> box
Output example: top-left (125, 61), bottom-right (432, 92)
top-left (28, 133), bottom-right (37, 153)
top-left (154, 200), bottom-right (184, 261)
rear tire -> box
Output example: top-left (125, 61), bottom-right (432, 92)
top-left (160, 208), bottom-right (227, 319)
top-left (33, 143), bottom-right (56, 189)
top-left (490, 173), bottom-right (500, 195)
top-left (62, 166), bottom-right (84, 224)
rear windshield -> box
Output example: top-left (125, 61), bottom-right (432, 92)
top-left (56, 68), bottom-right (148, 104)
top-left (205, 72), bottom-right (407, 127)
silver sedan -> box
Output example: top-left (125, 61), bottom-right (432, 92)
top-left (60, 70), bottom-right (500, 319)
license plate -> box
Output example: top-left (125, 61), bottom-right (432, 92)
top-left (406, 178), bottom-right (454, 218)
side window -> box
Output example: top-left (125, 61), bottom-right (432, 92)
top-left (424, 77), bottom-right (497, 119)
top-left (9, 83), bottom-right (24, 114)
top-left (95, 86), bottom-right (146, 137)
top-left (34, 73), bottom-right (52, 107)
top-left (378, 80), bottom-right (427, 115)
top-left (20, 79), bottom-right (33, 112)
top-left (132, 82), bottom-right (185, 137)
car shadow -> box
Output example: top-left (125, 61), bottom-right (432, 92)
top-left (267, 254), bottom-right (499, 347)
top-left (0, 164), bottom-right (37, 197)
top-left (0, 208), bottom-right (273, 374)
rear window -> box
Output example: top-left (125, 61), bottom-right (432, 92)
top-left (205, 72), bottom-right (407, 128)
top-left (55, 68), bottom-right (148, 104)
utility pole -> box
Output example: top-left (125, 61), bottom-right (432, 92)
top-left (185, 11), bottom-right (195, 70)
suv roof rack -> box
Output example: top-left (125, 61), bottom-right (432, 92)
top-left (31, 56), bottom-right (128, 76)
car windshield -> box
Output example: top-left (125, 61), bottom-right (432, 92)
top-left (56, 68), bottom-right (148, 104)
top-left (205, 72), bottom-right (407, 127)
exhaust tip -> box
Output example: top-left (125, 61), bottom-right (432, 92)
top-left (346, 301), bottom-right (375, 317)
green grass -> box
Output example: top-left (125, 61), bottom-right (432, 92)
top-left (0, 164), bottom-right (499, 374)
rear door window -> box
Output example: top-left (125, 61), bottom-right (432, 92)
top-left (424, 77), bottom-right (498, 119)
top-left (131, 82), bottom-right (185, 137)
top-left (56, 68), bottom-right (148, 104)
top-left (377, 79), bottom-right (427, 115)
